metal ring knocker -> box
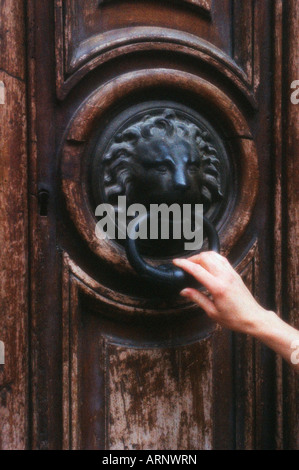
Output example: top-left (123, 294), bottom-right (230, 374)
top-left (126, 214), bottom-right (220, 291)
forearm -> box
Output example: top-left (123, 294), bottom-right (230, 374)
top-left (174, 253), bottom-right (299, 374)
top-left (249, 309), bottom-right (299, 373)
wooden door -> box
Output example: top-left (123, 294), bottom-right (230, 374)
top-left (0, 0), bottom-right (298, 450)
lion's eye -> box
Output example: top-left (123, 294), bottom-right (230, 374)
top-left (156, 165), bottom-right (168, 173)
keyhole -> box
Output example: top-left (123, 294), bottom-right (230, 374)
top-left (38, 190), bottom-right (49, 217)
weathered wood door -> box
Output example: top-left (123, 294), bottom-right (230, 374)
top-left (1, 0), bottom-right (298, 450)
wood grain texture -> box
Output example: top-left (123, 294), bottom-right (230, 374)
top-left (7, 0), bottom-right (296, 450)
top-left (61, 265), bottom-right (214, 450)
top-left (232, 0), bottom-right (254, 83)
top-left (61, 241), bottom-right (260, 450)
top-left (54, 0), bottom-right (234, 98)
top-left (0, 0), bottom-right (28, 449)
top-left (27, 0), bottom-right (64, 450)
top-left (0, 0), bottom-right (25, 80)
top-left (99, 0), bottom-right (212, 11)
top-left (273, 0), bottom-right (284, 450)
top-left (282, 0), bottom-right (299, 450)
top-left (55, 27), bottom-right (255, 101)
top-left (234, 243), bottom-right (259, 450)
top-left (232, 0), bottom-right (264, 93)
top-left (61, 70), bottom-right (258, 280)
top-left (107, 341), bottom-right (212, 450)
top-left (270, 0), bottom-right (299, 450)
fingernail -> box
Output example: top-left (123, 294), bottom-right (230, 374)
top-left (180, 289), bottom-right (189, 297)
top-left (173, 258), bottom-right (182, 265)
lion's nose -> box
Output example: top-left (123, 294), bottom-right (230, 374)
top-left (174, 169), bottom-right (190, 191)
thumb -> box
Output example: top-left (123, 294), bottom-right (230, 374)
top-left (180, 288), bottom-right (217, 317)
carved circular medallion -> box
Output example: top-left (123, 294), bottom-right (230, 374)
top-left (90, 102), bottom-right (233, 253)
top-left (61, 69), bottom-right (259, 298)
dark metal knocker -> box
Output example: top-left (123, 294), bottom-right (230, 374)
top-left (126, 214), bottom-right (220, 291)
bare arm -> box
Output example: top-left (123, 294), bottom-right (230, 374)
top-left (173, 252), bottom-right (299, 373)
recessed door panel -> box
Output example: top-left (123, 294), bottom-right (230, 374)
top-left (17, 0), bottom-right (298, 450)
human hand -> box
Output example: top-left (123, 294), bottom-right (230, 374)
top-left (173, 252), bottom-right (266, 334)
top-left (173, 252), bottom-right (299, 373)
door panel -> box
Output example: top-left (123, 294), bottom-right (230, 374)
top-left (53, 0), bottom-right (262, 450)
top-left (1, 0), bottom-right (298, 450)
top-left (0, 1), bottom-right (28, 449)
top-left (55, 0), bottom-right (262, 450)
top-left (32, 0), bottom-right (272, 450)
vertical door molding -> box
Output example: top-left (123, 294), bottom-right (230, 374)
top-left (280, 0), bottom-right (299, 450)
top-left (273, 0), bottom-right (299, 450)
top-left (22, 0), bottom-right (298, 450)
top-left (0, 0), bottom-right (29, 450)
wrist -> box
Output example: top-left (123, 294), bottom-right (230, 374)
top-left (248, 308), bottom-right (279, 339)
top-left (245, 307), bottom-right (277, 338)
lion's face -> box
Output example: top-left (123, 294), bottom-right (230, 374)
top-left (129, 136), bottom-right (209, 207)
top-left (100, 109), bottom-right (223, 210)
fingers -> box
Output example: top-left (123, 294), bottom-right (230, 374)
top-left (188, 251), bottom-right (225, 263)
top-left (173, 258), bottom-right (217, 293)
top-left (188, 251), bottom-right (231, 276)
top-left (180, 288), bottom-right (217, 317)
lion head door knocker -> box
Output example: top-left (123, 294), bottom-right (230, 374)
top-left (91, 103), bottom-right (232, 288)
